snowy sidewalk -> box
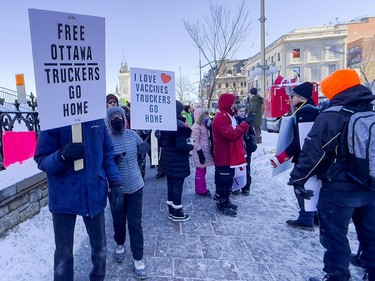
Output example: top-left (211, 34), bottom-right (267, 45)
top-left (0, 132), bottom-right (366, 281)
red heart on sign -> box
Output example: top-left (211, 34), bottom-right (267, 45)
top-left (161, 73), bottom-right (171, 84)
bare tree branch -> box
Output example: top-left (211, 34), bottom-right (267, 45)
top-left (183, 0), bottom-right (251, 107)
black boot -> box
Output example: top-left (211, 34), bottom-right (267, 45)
top-left (309, 272), bottom-right (351, 281)
top-left (167, 202), bottom-right (173, 220)
top-left (170, 207), bottom-right (190, 222)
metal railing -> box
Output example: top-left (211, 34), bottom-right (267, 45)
top-left (0, 87), bottom-right (39, 170)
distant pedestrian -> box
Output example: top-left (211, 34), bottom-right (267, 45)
top-left (212, 93), bottom-right (254, 217)
top-left (159, 101), bottom-right (193, 222)
top-left (191, 107), bottom-right (214, 196)
top-left (34, 120), bottom-right (122, 281)
top-left (182, 105), bottom-right (194, 127)
top-left (106, 106), bottom-right (150, 279)
top-left (248, 88), bottom-right (263, 144)
top-left (106, 93), bottom-right (119, 108)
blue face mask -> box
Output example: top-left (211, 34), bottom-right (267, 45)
top-left (204, 117), bottom-right (211, 127)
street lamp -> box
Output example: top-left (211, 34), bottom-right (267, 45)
top-left (249, 62), bottom-right (278, 77)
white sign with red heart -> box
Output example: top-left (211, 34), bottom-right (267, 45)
top-left (130, 67), bottom-right (176, 131)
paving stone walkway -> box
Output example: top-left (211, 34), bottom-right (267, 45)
top-left (72, 148), bottom-right (365, 281)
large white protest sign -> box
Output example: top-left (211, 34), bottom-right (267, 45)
top-left (298, 122), bottom-right (322, 212)
top-left (130, 67), bottom-right (176, 131)
top-left (29, 9), bottom-right (106, 131)
top-left (272, 116), bottom-right (295, 176)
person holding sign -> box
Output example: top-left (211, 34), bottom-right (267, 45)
top-left (34, 120), bottom-right (122, 281)
top-left (270, 82), bottom-right (320, 231)
top-left (290, 70), bottom-right (375, 281)
top-left (106, 106), bottom-right (150, 279)
top-left (159, 101), bottom-right (194, 222)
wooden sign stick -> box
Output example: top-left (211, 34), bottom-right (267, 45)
top-left (71, 123), bottom-right (84, 171)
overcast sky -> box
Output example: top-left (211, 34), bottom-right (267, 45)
top-left (1, 0), bottom-right (374, 95)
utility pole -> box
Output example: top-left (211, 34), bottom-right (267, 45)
top-left (260, 0), bottom-right (266, 98)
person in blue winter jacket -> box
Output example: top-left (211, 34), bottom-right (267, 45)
top-left (106, 106), bottom-right (150, 279)
top-left (34, 119), bottom-right (122, 281)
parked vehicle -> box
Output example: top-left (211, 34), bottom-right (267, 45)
top-left (262, 76), bottom-right (319, 132)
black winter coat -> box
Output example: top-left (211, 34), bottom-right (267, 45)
top-left (290, 85), bottom-right (375, 191)
top-left (285, 99), bottom-right (320, 164)
top-left (159, 120), bottom-right (193, 178)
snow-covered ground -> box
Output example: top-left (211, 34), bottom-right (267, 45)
top-left (0, 131), bottom-right (363, 280)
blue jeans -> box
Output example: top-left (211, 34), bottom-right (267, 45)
top-left (109, 188), bottom-right (144, 260)
top-left (317, 189), bottom-right (375, 276)
top-left (52, 211), bottom-right (106, 281)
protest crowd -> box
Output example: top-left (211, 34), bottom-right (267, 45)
top-left (26, 68), bottom-right (375, 281)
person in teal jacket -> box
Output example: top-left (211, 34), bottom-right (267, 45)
top-left (34, 119), bottom-right (122, 281)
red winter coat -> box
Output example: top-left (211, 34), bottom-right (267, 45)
top-left (212, 93), bottom-right (249, 167)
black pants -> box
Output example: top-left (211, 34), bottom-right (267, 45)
top-left (317, 189), bottom-right (375, 276)
top-left (52, 211), bottom-right (106, 281)
top-left (214, 166), bottom-right (235, 205)
top-left (242, 153), bottom-right (252, 192)
top-left (167, 176), bottom-right (185, 206)
top-left (109, 188), bottom-right (144, 260)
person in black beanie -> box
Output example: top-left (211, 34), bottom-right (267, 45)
top-left (270, 81), bottom-right (320, 230)
top-left (106, 94), bottom-right (119, 108)
top-left (158, 101), bottom-right (194, 221)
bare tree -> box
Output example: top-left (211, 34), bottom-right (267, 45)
top-left (348, 38), bottom-right (375, 92)
top-left (183, 0), bottom-right (251, 107)
top-left (176, 75), bottom-right (198, 105)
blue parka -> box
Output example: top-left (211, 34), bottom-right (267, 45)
top-left (34, 119), bottom-right (121, 217)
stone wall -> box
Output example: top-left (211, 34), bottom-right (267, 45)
top-left (0, 172), bottom-right (47, 237)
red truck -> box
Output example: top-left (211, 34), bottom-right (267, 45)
top-left (262, 75), bottom-right (319, 132)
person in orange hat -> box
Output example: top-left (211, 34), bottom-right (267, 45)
top-left (289, 69), bottom-right (375, 281)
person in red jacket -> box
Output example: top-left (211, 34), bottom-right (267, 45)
top-left (212, 93), bottom-right (255, 216)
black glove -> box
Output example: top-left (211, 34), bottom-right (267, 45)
top-left (110, 183), bottom-right (124, 212)
top-left (197, 149), bottom-right (206, 164)
top-left (113, 152), bottom-right (126, 165)
top-left (59, 143), bottom-right (85, 164)
top-left (293, 182), bottom-right (314, 200)
top-left (244, 113), bottom-right (256, 125)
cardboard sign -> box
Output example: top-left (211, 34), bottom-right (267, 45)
top-left (298, 122), bottom-right (322, 212)
top-left (29, 9), bottom-right (106, 131)
top-left (272, 116), bottom-right (295, 176)
top-left (130, 67), bottom-right (176, 131)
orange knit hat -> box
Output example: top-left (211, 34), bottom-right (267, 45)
top-left (320, 69), bottom-right (361, 100)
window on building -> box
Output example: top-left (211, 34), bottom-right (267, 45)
top-left (217, 83), bottom-right (221, 89)
top-left (227, 69), bottom-right (232, 76)
top-left (309, 47), bottom-right (320, 61)
top-left (292, 67), bottom-right (301, 79)
top-left (328, 64), bottom-right (337, 75)
top-left (310, 66), bottom-right (319, 81)
top-left (278, 52), bottom-right (281, 62)
top-left (293, 49), bottom-right (301, 58)
top-left (232, 68), bottom-right (237, 76)
top-left (233, 82), bottom-right (236, 88)
top-left (225, 82), bottom-right (229, 88)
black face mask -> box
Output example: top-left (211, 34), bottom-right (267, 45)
top-left (111, 117), bottom-right (125, 132)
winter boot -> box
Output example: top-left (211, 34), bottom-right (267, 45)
top-left (171, 206), bottom-right (190, 222)
top-left (217, 203), bottom-right (237, 217)
top-left (227, 201), bottom-right (238, 210)
top-left (133, 259), bottom-right (147, 279)
top-left (365, 267), bottom-right (375, 281)
top-left (309, 271), bottom-right (351, 281)
top-left (114, 244), bottom-right (125, 263)
top-left (167, 201), bottom-right (173, 219)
